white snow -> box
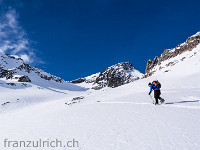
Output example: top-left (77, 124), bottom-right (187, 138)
top-left (190, 31), bottom-right (200, 37)
top-left (1, 44), bottom-right (200, 150)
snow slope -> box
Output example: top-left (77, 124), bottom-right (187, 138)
top-left (0, 45), bottom-right (200, 149)
top-left (0, 52), bottom-right (88, 111)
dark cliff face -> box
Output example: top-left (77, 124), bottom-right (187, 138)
top-left (144, 57), bottom-right (159, 75)
top-left (71, 62), bottom-right (143, 90)
top-left (144, 32), bottom-right (200, 77)
top-left (93, 62), bottom-right (139, 89)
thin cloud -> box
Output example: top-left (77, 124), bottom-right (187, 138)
top-left (0, 7), bottom-right (35, 63)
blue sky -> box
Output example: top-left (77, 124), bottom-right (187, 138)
top-left (1, 0), bottom-right (200, 80)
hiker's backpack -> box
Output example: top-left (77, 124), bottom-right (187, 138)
top-left (152, 80), bottom-right (161, 89)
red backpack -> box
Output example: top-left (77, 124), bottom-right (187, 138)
top-left (152, 80), bottom-right (161, 89)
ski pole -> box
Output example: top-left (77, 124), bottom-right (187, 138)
top-left (150, 94), bottom-right (153, 100)
top-left (149, 94), bottom-right (155, 104)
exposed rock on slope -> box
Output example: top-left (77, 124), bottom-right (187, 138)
top-left (145, 31), bottom-right (200, 77)
top-left (18, 75), bottom-right (31, 82)
top-left (71, 62), bottom-right (143, 90)
top-left (93, 62), bottom-right (142, 89)
top-left (0, 52), bottom-right (65, 84)
top-left (70, 73), bottom-right (100, 84)
top-left (71, 78), bottom-right (86, 84)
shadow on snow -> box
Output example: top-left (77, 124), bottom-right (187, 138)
top-left (166, 100), bottom-right (200, 105)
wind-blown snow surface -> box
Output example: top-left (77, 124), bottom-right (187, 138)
top-left (1, 46), bottom-right (200, 150)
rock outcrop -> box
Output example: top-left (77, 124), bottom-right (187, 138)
top-left (18, 75), bottom-right (31, 82)
top-left (144, 32), bottom-right (200, 77)
top-left (71, 62), bottom-right (143, 90)
top-left (93, 62), bottom-right (141, 89)
top-left (71, 78), bottom-right (86, 84)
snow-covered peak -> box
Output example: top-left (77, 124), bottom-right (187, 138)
top-left (0, 52), bottom-right (24, 70)
top-left (0, 52), bottom-right (87, 92)
top-left (93, 62), bottom-right (143, 89)
top-left (71, 62), bottom-right (143, 90)
top-left (0, 52), bottom-right (64, 83)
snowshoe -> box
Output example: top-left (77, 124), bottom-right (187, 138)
top-left (160, 99), bottom-right (165, 104)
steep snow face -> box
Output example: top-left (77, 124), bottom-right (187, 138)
top-left (0, 52), bottom-right (64, 84)
top-left (71, 62), bottom-right (143, 89)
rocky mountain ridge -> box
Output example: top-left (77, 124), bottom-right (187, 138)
top-left (144, 31), bottom-right (200, 77)
top-left (0, 53), bottom-right (64, 87)
top-left (0, 52), bottom-right (143, 90)
top-left (2, 31), bottom-right (199, 89)
top-left (71, 62), bottom-right (143, 90)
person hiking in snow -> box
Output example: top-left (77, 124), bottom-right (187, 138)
top-left (148, 80), bottom-right (165, 105)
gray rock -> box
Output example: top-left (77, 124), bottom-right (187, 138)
top-left (71, 78), bottom-right (86, 84)
top-left (18, 75), bottom-right (31, 82)
top-left (6, 83), bottom-right (16, 86)
top-left (93, 62), bottom-right (140, 89)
